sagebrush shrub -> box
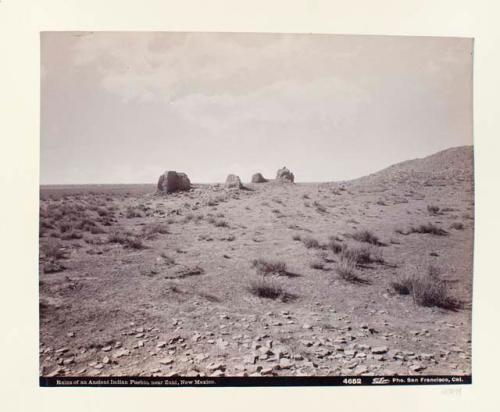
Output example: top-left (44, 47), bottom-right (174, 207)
top-left (410, 223), bottom-right (448, 236)
top-left (301, 236), bottom-right (321, 249)
top-left (351, 230), bottom-right (384, 246)
top-left (391, 266), bottom-right (460, 310)
top-left (248, 278), bottom-right (284, 300)
top-left (252, 258), bottom-right (287, 276)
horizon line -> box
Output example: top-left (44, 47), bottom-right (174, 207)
top-left (39, 144), bottom-right (472, 187)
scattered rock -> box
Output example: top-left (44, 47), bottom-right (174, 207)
top-left (207, 362), bottom-right (225, 372)
top-left (112, 349), bottom-right (130, 358)
top-left (244, 354), bottom-right (257, 364)
top-left (371, 346), bottom-right (389, 354)
top-left (195, 354), bottom-right (209, 362)
top-left (63, 357), bottom-right (74, 365)
top-left (159, 357), bottom-right (174, 365)
top-left (46, 368), bottom-right (63, 377)
top-left (410, 364), bottom-right (426, 372)
top-left (279, 358), bottom-right (294, 369)
top-left (354, 365), bottom-right (368, 374)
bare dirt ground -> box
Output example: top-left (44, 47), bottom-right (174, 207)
top-left (39, 146), bottom-right (473, 378)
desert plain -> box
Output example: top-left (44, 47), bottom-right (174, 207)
top-left (39, 146), bottom-right (474, 378)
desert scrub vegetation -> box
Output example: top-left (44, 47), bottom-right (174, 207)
top-left (141, 223), bottom-right (169, 239)
top-left (248, 277), bottom-right (285, 300)
top-left (450, 222), bottom-right (464, 230)
top-left (252, 258), bottom-right (287, 276)
top-left (313, 201), bottom-right (328, 213)
top-left (206, 216), bottom-right (229, 228)
top-left (60, 229), bottom-right (84, 241)
top-left (395, 223), bottom-right (448, 236)
top-left (41, 240), bottom-right (67, 260)
top-left (214, 219), bottom-right (229, 228)
top-left (182, 213), bottom-right (196, 223)
top-left (335, 244), bottom-right (384, 283)
top-left (340, 244), bottom-right (384, 266)
top-left (391, 266), bottom-right (461, 310)
top-left (42, 260), bottom-right (66, 274)
top-left (248, 276), bottom-right (296, 302)
top-left (427, 204), bottom-right (441, 215)
top-left (108, 229), bottom-right (145, 249)
top-left (390, 275), bottom-right (413, 295)
top-left (336, 254), bottom-right (359, 282)
top-left (40, 239), bottom-right (68, 273)
top-left (75, 218), bottom-right (107, 233)
top-left (301, 236), bottom-right (322, 249)
top-left (410, 223), bottom-right (448, 236)
top-left (326, 236), bottom-right (343, 254)
top-left (350, 229), bottom-right (385, 246)
top-left (159, 252), bottom-right (176, 265)
top-left (310, 260), bottom-right (325, 270)
top-left (125, 206), bottom-right (144, 218)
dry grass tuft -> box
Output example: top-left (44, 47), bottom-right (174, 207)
top-left (310, 261), bottom-right (325, 270)
top-left (141, 223), bottom-right (169, 239)
top-left (42, 240), bottom-right (67, 260)
top-left (301, 236), bottom-right (322, 249)
top-left (351, 229), bottom-right (384, 246)
top-left (390, 276), bottom-right (413, 295)
top-left (252, 258), bottom-right (287, 276)
top-left (108, 229), bottom-right (145, 249)
top-left (326, 236), bottom-right (343, 254)
top-left (336, 254), bottom-right (360, 282)
top-left (450, 222), bottom-right (464, 230)
top-left (340, 244), bottom-right (384, 266)
top-left (125, 206), bottom-right (144, 218)
top-left (427, 205), bottom-right (441, 215)
top-left (391, 266), bottom-right (461, 310)
top-left (248, 278), bottom-right (284, 300)
top-left (409, 223), bottom-right (448, 236)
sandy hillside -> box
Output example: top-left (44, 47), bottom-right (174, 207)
top-left (39, 146), bottom-right (474, 377)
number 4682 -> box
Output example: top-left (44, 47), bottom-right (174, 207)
top-left (343, 378), bottom-right (361, 385)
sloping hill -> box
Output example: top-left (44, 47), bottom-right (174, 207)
top-left (353, 146), bottom-right (473, 186)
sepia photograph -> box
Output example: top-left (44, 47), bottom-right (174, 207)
top-left (39, 31), bottom-right (473, 386)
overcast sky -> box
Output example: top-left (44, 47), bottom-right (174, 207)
top-left (41, 32), bottom-right (473, 184)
